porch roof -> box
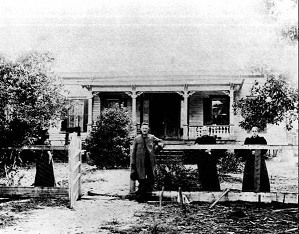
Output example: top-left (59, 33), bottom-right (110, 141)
top-left (61, 72), bottom-right (264, 92)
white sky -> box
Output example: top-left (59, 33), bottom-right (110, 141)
top-left (0, 0), bottom-right (297, 78)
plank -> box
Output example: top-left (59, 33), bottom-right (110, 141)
top-left (151, 191), bottom-right (299, 204)
top-left (0, 186), bottom-right (68, 198)
top-left (163, 145), bottom-right (298, 150)
top-left (4, 145), bottom-right (68, 150)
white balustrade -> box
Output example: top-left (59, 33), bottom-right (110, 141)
top-left (188, 125), bottom-right (233, 139)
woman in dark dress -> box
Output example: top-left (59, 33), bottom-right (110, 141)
top-left (194, 126), bottom-right (220, 191)
top-left (34, 129), bottom-right (56, 187)
top-left (242, 127), bottom-right (270, 192)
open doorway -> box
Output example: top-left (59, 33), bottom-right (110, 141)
top-left (148, 93), bottom-right (181, 139)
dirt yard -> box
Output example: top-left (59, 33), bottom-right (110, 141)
top-left (0, 157), bottom-right (298, 234)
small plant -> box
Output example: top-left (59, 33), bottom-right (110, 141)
top-left (0, 149), bottom-right (25, 186)
top-left (85, 105), bottom-right (133, 169)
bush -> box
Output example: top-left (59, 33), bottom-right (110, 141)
top-left (85, 105), bottom-right (133, 169)
top-left (217, 150), bottom-right (244, 174)
top-left (154, 151), bottom-right (244, 191)
top-left (154, 163), bottom-right (200, 191)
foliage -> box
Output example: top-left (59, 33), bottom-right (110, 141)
top-left (0, 149), bottom-right (24, 186)
top-left (0, 52), bottom-right (67, 147)
top-left (217, 150), bottom-right (244, 174)
top-left (234, 73), bottom-right (298, 131)
top-left (85, 105), bottom-right (133, 169)
top-left (154, 163), bottom-right (200, 191)
top-left (264, 0), bottom-right (298, 43)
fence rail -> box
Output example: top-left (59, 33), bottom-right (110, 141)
top-left (163, 144), bottom-right (298, 150)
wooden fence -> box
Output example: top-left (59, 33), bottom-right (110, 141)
top-left (130, 144), bottom-right (298, 204)
top-left (68, 133), bottom-right (82, 208)
top-left (0, 133), bottom-right (82, 209)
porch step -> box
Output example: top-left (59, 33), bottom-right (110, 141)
top-left (156, 150), bottom-right (184, 164)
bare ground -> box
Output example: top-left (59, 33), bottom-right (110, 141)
top-left (0, 158), bottom-right (298, 234)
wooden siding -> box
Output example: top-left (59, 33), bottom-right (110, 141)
top-left (189, 93), bottom-right (203, 126)
top-left (92, 96), bottom-right (101, 123)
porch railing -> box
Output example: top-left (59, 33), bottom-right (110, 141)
top-left (188, 125), bottom-right (234, 139)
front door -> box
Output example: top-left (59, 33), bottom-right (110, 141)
top-left (148, 93), bottom-right (181, 139)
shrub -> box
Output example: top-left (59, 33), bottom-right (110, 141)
top-left (217, 150), bottom-right (244, 174)
top-left (154, 163), bottom-right (200, 191)
top-left (85, 105), bottom-right (133, 169)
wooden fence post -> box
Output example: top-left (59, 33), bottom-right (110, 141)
top-left (68, 133), bottom-right (82, 208)
top-left (129, 145), bottom-right (136, 193)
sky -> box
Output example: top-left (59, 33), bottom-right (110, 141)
top-left (0, 0), bottom-right (297, 79)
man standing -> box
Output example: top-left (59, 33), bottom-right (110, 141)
top-left (194, 126), bottom-right (220, 191)
top-left (130, 122), bottom-right (163, 202)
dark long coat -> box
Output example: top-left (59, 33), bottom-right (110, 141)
top-left (242, 136), bottom-right (270, 192)
top-left (34, 151), bottom-right (56, 187)
top-left (131, 134), bottom-right (162, 180)
top-left (195, 135), bottom-right (220, 191)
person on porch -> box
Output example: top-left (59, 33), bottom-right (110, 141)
top-left (194, 126), bottom-right (221, 191)
top-left (130, 122), bottom-right (163, 202)
top-left (242, 126), bottom-right (270, 192)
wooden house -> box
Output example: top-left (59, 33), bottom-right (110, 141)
top-left (49, 71), bottom-right (266, 145)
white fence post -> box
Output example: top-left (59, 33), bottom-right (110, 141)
top-left (68, 133), bottom-right (82, 209)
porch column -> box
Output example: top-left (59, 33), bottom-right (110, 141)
top-left (182, 93), bottom-right (189, 140)
top-left (84, 87), bottom-right (93, 133)
top-left (125, 86), bottom-right (143, 135)
top-left (87, 97), bottom-right (93, 132)
top-left (177, 85), bottom-right (195, 140)
top-left (229, 84), bottom-right (234, 136)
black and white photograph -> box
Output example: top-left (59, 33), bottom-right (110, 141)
top-left (0, 0), bottom-right (298, 233)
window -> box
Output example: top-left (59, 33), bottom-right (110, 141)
top-left (211, 98), bottom-right (228, 125)
top-left (105, 99), bottom-right (120, 108)
top-left (103, 97), bottom-right (127, 109)
top-left (61, 99), bottom-right (88, 132)
top-left (204, 96), bottom-right (229, 125)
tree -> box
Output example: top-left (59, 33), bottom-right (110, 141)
top-left (0, 52), bottom-right (67, 147)
top-left (264, 0), bottom-right (298, 43)
top-left (234, 73), bottom-right (298, 131)
top-left (85, 105), bottom-right (133, 169)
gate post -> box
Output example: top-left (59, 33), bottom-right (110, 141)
top-left (129, 145), bottom-right (136, 193)
top-left (129, 166), bottom-right (136, 194)
top-left (68, 133), bottom-right (82, 209)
